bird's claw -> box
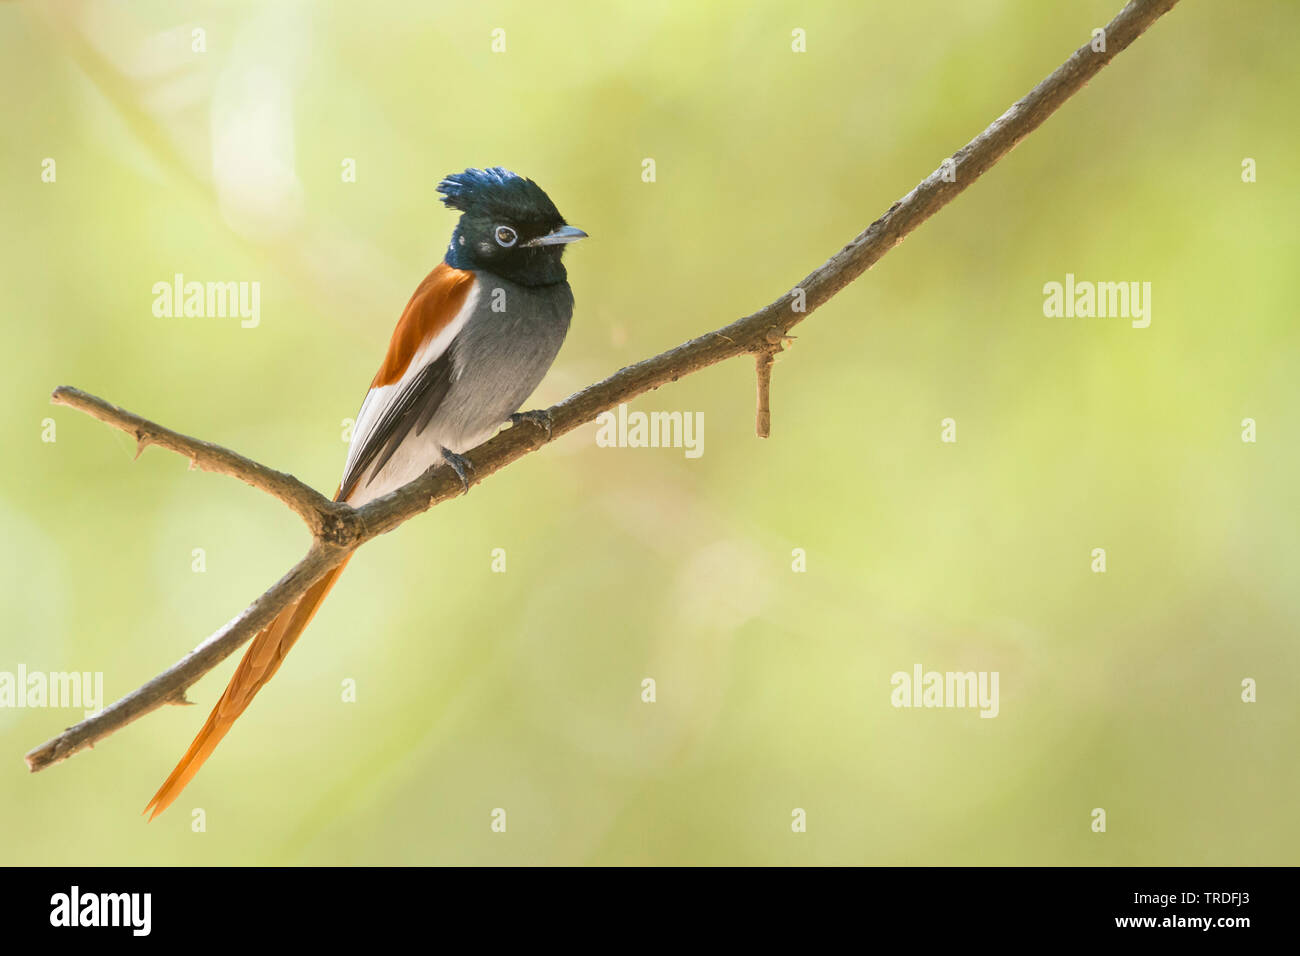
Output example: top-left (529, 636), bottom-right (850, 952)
top-left (438, 446), bottom-right (474, 494)
top-left (510, 409), bottom-right (554, 441)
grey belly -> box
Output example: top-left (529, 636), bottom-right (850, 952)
top-left (433, 276), bottom-right (573, 450)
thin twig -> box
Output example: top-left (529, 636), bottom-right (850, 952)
top-left (755, 351), bottom-right (775, 439)
top-left (50, 387), bottom-right (343, 538)
top-left (25, 0), bottom-right (1182, 773)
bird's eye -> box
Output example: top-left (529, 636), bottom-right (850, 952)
top-left (494, 225), bottom-right (517, 248)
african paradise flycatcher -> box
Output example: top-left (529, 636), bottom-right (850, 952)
top-left (145, 167), bottom-right (586, 818)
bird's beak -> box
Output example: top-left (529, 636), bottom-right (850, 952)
top-left (523, 224), bottom-right (589, 247)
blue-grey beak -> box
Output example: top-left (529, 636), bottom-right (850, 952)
top-left (523, 224), bottom-right (588, 247)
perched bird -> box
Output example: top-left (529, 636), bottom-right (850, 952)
top-left (144, 167), bottom-right (586, 818)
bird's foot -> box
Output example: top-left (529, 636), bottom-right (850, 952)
top-left (510, 408), bottom-right (554, 441)
top-left (438, 446), bottom-right (474, 494)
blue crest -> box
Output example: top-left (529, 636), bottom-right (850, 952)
top-left (436, 167), bottom-right (562, 222)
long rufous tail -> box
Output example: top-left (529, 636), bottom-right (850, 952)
top-left (144, 552), bottom-right (352, 820)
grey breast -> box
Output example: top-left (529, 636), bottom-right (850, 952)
top-left (433, 275), bottom-right (574, 449)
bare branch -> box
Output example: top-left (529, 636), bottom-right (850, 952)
top-left (26, 0), bottom-right (1182, 772)
top-left (24, 543), bottom-right (349, 771)
top-left (50, 386), bottom-right (343, 537)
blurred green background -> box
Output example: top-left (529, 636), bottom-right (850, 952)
top-left (2, 0), bottom-right (1297, 865)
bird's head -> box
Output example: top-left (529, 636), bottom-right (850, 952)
top-left (437, 167), bottom-right (586, 287)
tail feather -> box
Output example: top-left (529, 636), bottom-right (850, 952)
top-left (144, 554), bottom-right (352, 820)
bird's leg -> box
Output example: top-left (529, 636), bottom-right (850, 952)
top-left (509, 409), bottom-right (554, 440)
top-left (438, 446), bottom-right (475, 494)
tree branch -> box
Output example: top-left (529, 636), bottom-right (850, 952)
top-left (50, 386), bottom-right (345, 538)
top-left (25, 0), bottom-right (1182, 773)
top-left (24, 543), bottom-right (349, 771)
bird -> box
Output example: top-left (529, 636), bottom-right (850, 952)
top-left (144, 167), bottom-right (586, 819)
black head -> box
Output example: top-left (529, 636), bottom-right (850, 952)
top-left (438, 167), bottom-right (586, 287)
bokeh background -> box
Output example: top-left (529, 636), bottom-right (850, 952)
top-left (2, 0), bottom-right (1296, 865)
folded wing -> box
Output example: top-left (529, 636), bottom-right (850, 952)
top-left (340, 264), bottom-right (479, 501)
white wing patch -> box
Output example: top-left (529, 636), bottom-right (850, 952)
top-left (340, 282), bottom-right (481, 502)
